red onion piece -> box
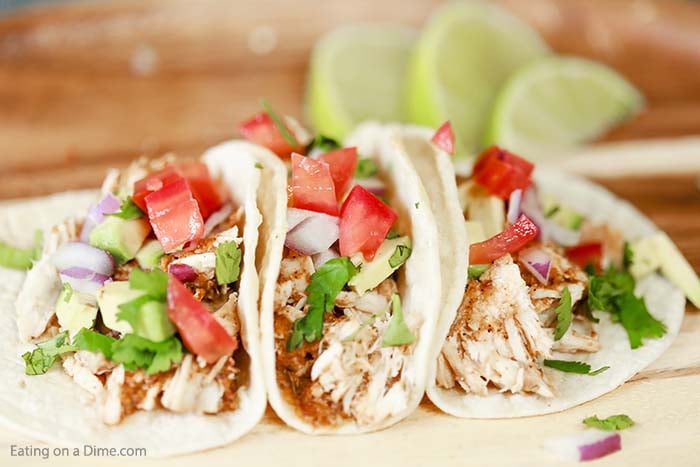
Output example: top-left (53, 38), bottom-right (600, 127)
top-left (203, 203), bottom-right (233, 237)
top-left (506, 189), bottom-right (522, 224)
top-left (169, 263), bottom-right (198, 282)
top-left (285, 212), bottom-right (339, 256)
top-left (287, 208), bottom-right (317, 231)
top-left (519, 247), bottom-right (552, 284)
top-left (60, 267), bottom-right (111, 294)
top-left (544, 429), bottom-right (621, 462)
top-left (521, 187), bottom-right (580, 247)
top-left (357, 177), bottom-right (386, 197)
top-left (312, 248), bottom-right (339, 270)
top-left (80, 194), bottom-right (121, 242)
top-left (52, 242), bottom-right (115, 276)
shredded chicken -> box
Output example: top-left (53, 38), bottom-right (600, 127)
top-left (437, 255), bottom-right (555, 398)
top-left (274, 249), bottom-right (414, 425)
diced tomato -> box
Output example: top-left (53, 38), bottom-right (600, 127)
top-left (290, 153), bottom-right (338, 215)
top-left (167, 275), bottom-right (237, 363)
top-left (145, 178), bottom-right (204, 252)
top-left (431, 121), bottom-right (455, 155)
top-left (132, 166), bottom-right (182, 211)
top-left (177, 161), bottom-right (225, 220)
top-left (473, 146), bottom-right (534, 177)
top-left (238, 112), bottom-right (303, 158)
top-left (339, 185), bottom-right (398, 260)
top-left (473, 155), bottom-right (532, 200)
top-left (565, 242), bottom-right (603, 272)
top-left (319, 147), bottom-right (358, 199)
top-left (469, 214), bottom-right (539, 264)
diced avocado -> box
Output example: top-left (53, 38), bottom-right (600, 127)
top-left (541, 194), bottom-right (584, 230)
top-left (136, 301), bottom-right (175, 342)
top-left (96, 281), bottom-right (145, 334)
top-left (348, 236), bottom-right (411, 295)
top-left (629, 235), bottom-right (662, 279)
top-left (465, 220), bottom-right (486, 244)
top-left (651, 233), bottom-right (700, 308)
top-left (56, 287), bottom-right (98, 335)
top-left (89, 216), bottom-right (151, 264)
top-left (135, 239), bottom-right (164, 270)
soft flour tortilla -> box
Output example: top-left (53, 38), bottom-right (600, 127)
top-left (385, 124), bottom-right (687, 418)
top-left (0, 141), bottom-right (267, 457)
top-left (258, 127), bottom-right (443, 434)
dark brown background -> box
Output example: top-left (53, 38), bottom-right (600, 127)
top-left (0, 0), bottom-right (698, 277)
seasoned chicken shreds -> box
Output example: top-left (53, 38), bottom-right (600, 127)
top-left (274, 249), bottom-right (413, 425)
top-left (437, 255), bottom-right (555, 398)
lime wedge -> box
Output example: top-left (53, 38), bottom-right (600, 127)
top-left (404, 1), bottom-right (549, 156)
top-left (486, 56), bottom-right (644, 159)
top-left (306, 24), bottom-right (416, 140)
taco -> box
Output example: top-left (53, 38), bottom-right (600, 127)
top-left (373, 123), bottom-right (692, 418)
top-left (238, 108), bottom-right (442, 433)
top-left (1, 142), bottom-right (266, 455)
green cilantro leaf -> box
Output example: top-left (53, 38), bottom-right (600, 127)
top-left (109, 196), bottom-right (144, 220)
top-left (386, 228), bottom-right (399, 240)
top-left (382, 294), bottom-right (416, 347)
top-left (414, 202), bottom-right (420, 209)
top-left (623, 241), bottom-right (634, 270)
top-left (544, 205), bottom-right (561, 218)
top-left (73, 328), bottom-right (117, 359)
top-left (111, 334), bottom-right (182, 375)
top-left (21, 331), bottom-right (75, 375)
top-left (287, 257), bottom-right (358, 350)
top-left (355, 158), bottom-right (379, 179)
top-left (553, 287), bottom-right (572, 341)
top-left (255, 162), bottom-right (264, 169)
top-left (129, 268), bottom-right (168, 300)
top-left (116, 295), bottom-right (153, 331)
top-left (583, 414), bottom-right (635, 431)
top-left (588, 266), bottom-right (666, 349)
top-left (388, 244), bottom-right (411, 269)
top-left (468, 264), bottom-right (489, 279)
top-left (260, 98), bottom-right (298, 147)
top-left (544, 359), bottom-right (609, 375)
top-left (215, 241), bottom-right (242, 285)
top-left (306, 135), bottom-right (340, 154)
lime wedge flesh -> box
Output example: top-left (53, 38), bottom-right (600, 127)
top-left (486, 56), bottom-right (644, 160)
top-left (306, 24), bottom-right (416, 141)
top-left (404, 1), bottom-right (549, 156)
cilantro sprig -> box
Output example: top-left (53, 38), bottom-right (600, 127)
top-left (287, 257), bottom-right (358, 350)
top-left (544, 359), bottom-right (609, 375)
top-left (109, 196), bottom-right (144, 220)
top-left (388, 244), bottom-right (411, 269)
top-left (583, 414), bottom-right (635, 431)
top-left (306, 135), bottom-right (340, 154)
top-left (382, 294), bottom-right (415, 347)
top-left (553, 287), bottom-right (572, 341)
top-left (215, 241), bottom-right (242, 285)
top-left (355, 158), bottom-right (379, 179)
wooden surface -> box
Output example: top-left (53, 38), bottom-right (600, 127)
top-left (0, 0), bottom-right (699, 465)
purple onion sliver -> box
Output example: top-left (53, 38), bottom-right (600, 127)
top-left (506, 189), bottom-right (522, 224)
top-left (60, 266), bottom-right (95, 279)
top-left (52, 242), bottom-right (115, 276)
top-left (285, 213), bottom-right (339, 256)
top-left (357, 177), bottom-right (386, 197)
top-left (87, 193), bottom-right (122, 225)
top-left (169, 263), bottom-right (198, 282)
top-left (286, 207), bottom-right (316, 232)
top-left (519, 246), bottom-right (552, 284)
top-left (579, 433), bottom-right (621, 461)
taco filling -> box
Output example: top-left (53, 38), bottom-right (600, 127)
top-left (17, 156), bottom-right (250, 424)
top-left (240, 110), bottom-right (418, 426)
top-left (436, 146), bottom-right (669, 397)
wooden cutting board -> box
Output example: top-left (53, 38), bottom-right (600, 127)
top-left (0, 1), bottom-right (698, 465)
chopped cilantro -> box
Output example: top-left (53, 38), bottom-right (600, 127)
top-left (588, 266), bottom-right (666, 349)
top-left (260, 98), bottom-right (298, 147)
top-left (545, 205), bottom-right (561, 218)
top-left (255, 162), bottom-right (264, 169)
top-left (468, 264), bottom-right (489, 279)
top-left (623, 241), bottom-right (634, 270)
top-left (287, 257), bottom-right (358, 350)
top-left (544, 359), bottom-right (609, 375)
top-left (414, 202), bottom-right (420, 209)
top-left (386, 228), bottom-right (399, 240)
top-left (306, 134), bottom-right (340, 154)
top-left (21, 331), bottom-right (74, 375)
top-left (553, 287), bottom-right (572, 341)
top-left (355, 158), bottom-right (378, 179)
top-left (62, 283), bottom-right (74, 303)
top-left (111, 334), bottom-right (182, 374)
top-left (382, 294), bottom-right (415, 347)
top-left (215, 241), bottom-right (242, 285)
top-left (388, 244), bottom-right (411, 268)
top-left (117, 295), bottom-right (154, 331)
top-left (109, 196), bottom-right (144, 220)
top-left (583, 414), bottom-right (635, 431)
top-left (129, 268), bottom-right (168, 300)
top-left (72, 328), bottom-right (116, 359)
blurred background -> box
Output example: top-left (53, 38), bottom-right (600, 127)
top-left (1, 0), bottom-right (700, 200)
